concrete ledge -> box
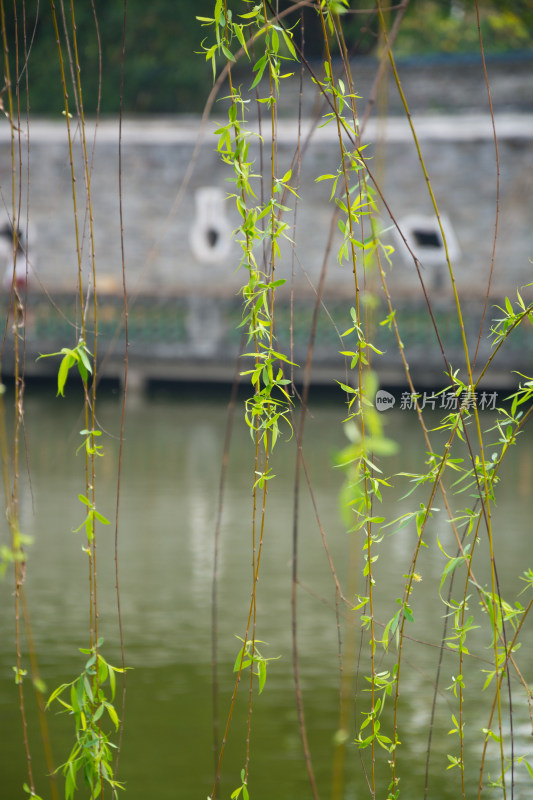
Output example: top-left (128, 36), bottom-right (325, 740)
top-left (2, 113), bottom-right (532, 146)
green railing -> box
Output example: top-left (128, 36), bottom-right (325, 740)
top-left (1, 291), bottom-right (531, 384)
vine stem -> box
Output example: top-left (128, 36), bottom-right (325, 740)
top-left (317, 5), bottom-right (378, 790)
top-left (113, 0), bottom-right (129, 777)
top-left (374, 5), bottom-right (505, 794)
top-left (210, 3), bottom-right (276, 794)
top-left (0, 2), bottom-right (37, 794)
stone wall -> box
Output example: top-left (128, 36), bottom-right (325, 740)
top-left (0, 57), bottom-right (531, 385)
top-left (1, 113), bottom-right (530, 301)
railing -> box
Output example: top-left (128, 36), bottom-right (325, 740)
top-left (1, 290), bottom-right (531, 388)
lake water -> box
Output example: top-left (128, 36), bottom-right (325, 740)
top-left (1, 385), bottom-right (532, 799)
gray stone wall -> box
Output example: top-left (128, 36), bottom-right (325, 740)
top-left (0, 57), bottom-right (531, 386)
top-left (1, 112), bottom-right (530, 303)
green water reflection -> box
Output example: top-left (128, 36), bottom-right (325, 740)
top-left (1, 387), bottom-right (532, 799)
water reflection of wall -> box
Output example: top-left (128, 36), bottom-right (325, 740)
top-left (2, 394), bottom-right (533, 799)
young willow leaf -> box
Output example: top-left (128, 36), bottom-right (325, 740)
top-left (57, 353), bottom-right (76, 396)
